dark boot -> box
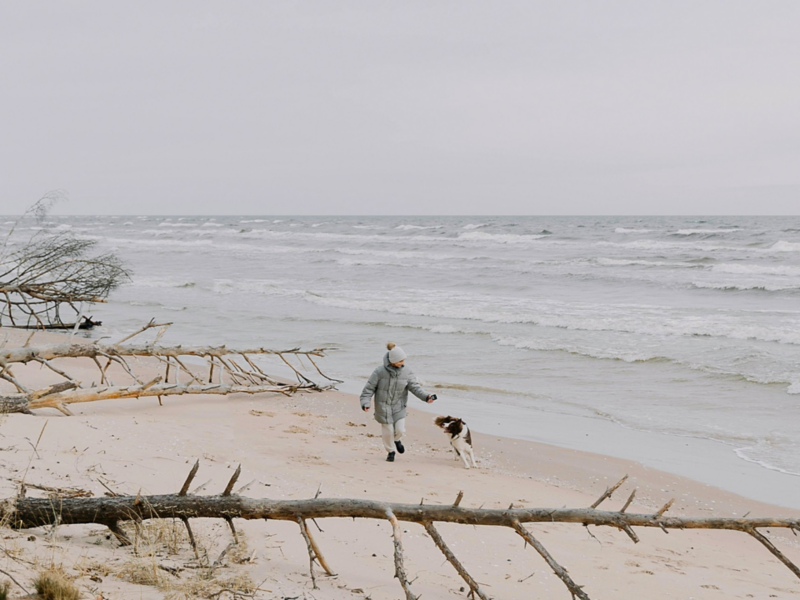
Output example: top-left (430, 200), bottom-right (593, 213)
top-left (386, 451), bottom-right (396, 462)
top-left (395, 440), bottom-right (405, 454)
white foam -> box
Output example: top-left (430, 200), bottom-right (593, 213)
top-left (674, 228), bottom-right (740, 235)
top-left (395, 224), bottom-right (444, 230)
top-left (734, 446), bottom-right (800, 477)
top-left (490, 334), bottom-right (660, 363)
top-left (614, 227), bottom-right (652, 233)
top-left (595, 257), bottom-right (695, 268)
top-left (335, 258), bottom-right (402, 267)
top-left (130, 277), bottom-right (196, 289)
top-left (202, 222), bottom-right (224, 227)
top-left (457, 231), bottom-right (547, 244)
top-left (711, 263), bottom-right (800, 276)
top-left (691, 281), bottom-right (800, 292)
top-left (462, 223), bottom-right (487, 230)
top-left (769, 240), bottom-right (800, 252)
top-left (788, 382), bottom-right (800, 395)
top-left (426, 325), bottom-right (461, 334)
top-left (212, 278), bottom-right (294, 296)
top-left (240, 219), bottom-right (268, 223)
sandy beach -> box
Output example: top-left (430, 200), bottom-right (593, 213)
top-left (1, 328), bottom-right (799, 599)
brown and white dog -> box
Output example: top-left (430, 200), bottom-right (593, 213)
top-left (434, 416), bottom-right (477, 469)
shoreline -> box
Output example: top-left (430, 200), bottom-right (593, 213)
top-left (2, 326), bottom-right (800, 598)
top-left (339, 378), bottom-right (800, 511)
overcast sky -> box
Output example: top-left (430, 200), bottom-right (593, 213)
top-left (1, 2), bottom-right (799, 215)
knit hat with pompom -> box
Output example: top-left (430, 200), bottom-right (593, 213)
top-left (387, 342), bottom-right (407, 364)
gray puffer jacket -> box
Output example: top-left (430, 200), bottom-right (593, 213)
top-left (360, 353), bottom-right (429, 425)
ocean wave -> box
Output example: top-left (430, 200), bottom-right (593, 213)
top-left (457, 231), bottom-right (547, 244)
top-left (92, 234), bottom-right (322, 257)
top-left (734, 445), bottom-right (800, 477)
top-left (236, 228), bottom-right (453, 246)
top-left (690, 281), bottom-right (800, 292)
top-left (335, 258), bottom-right (406, 267)
top-left (202, 222), bottom-right (224, 227)
top-left (129, 277), bottom-right (196, 288)
top-left (428, 381), bottom-right (520, 395)
top-left (595, 257), bottom-right (699, 269)
top-left (158, 222), bottom-right (195, 227)
top-left (462, 223), bottom-right (487, 230)
top-left (240, 219), bottom-right (268, 223)
top-left (673, 228), bottom-right (740, 235)
top-left (597, 239), bottom-right (751, 254)
top-left (265, 287), bottom-right (800, 345)
top-left (140, 228), bottom-right (216, 237)
top-left (711, 263), bottom-right (800, 276)
top-left (395, 224), bottom-right (444, 230)
top-left (212, 278), bottom-right (295, 296)
top-left (769, 240), bottom-right (800, 252)
top-left (491, 334), bottom-right (662, 363)
top-left (614, 227), bottom-right (652, 233)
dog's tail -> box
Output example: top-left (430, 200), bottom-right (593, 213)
top-left (434, 415), bottom-right (454, 429)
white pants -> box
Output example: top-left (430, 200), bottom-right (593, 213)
top-left (381, 418), bottom-right (406, 453)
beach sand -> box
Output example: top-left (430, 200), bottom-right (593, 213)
top-left (1, 328), bottom-right (799, 599)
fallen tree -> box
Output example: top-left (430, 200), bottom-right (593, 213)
top-left (4, 470), bottom-right (799, 599)
top-left (0, 193), bottom-right (129, 329)
top-left (1, 320), bottom-right (339, 414)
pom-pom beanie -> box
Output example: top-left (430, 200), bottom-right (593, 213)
top-left (387, 342), bottom-right (407, 364)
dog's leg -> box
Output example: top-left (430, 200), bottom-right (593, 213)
top-left (456, 443), bottom-right (470, 469)
top-left (467, 447), bottom-right (477, 468)
top-left (451, 444), bottom-right (462, 462)
top-left (461, 450), bottom-right (471, 469)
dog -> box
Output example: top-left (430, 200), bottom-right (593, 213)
top-left (434, 415), bottom-right (477, 469)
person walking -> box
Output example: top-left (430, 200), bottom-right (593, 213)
top-left (360, 342), bottom-right (435, 462)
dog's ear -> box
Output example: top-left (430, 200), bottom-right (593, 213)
top-left (434, 415), bottom-right (453, 428)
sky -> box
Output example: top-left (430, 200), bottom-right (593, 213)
top-left (1, 1), bottom-right (799, 216)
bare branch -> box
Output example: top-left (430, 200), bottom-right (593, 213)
top-left (387, 509), bottom-right (418, 600)
top-left (512, 520), bottom-right (591, 599)
top-left (590, 474), bottom-right (628, 509)
top-left (424, 521), bottom-right (489, 600)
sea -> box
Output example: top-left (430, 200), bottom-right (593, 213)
top-left (4, 215), bottom-right (800, 507)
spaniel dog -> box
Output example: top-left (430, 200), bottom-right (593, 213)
top-left (434, 416), bottom-right (477, 469)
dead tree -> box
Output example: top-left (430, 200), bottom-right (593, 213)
top-left (0, 320), bottom-right (339, 414)
top-left (0, 193), bottom-right (129, 328)
top-left (3, 471), bottom-right (800, 599)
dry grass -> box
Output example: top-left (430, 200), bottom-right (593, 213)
top-left (33, 568), bottom-right (81, 600)
top-left (0, 580), bottom-right (9, 600)
top-left (164, 571), bottom-right (255, 600)
top-left (118, 557), bottom-right (256, 599)
top-left (115, 518), bottom-right (256, 599)
top-left (120, 517), bottom-right (189, 556)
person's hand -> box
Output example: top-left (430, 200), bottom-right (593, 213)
top-left (363, 406), bottom-right (370, 412)
top-left (426, 395), bottom-right (435, 404)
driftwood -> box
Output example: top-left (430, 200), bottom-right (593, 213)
top-left (0, 319), bottom-right (340, 414)
top-left (4, 470), bottom-right (800, 599)
top-left (5, 316), bottom-right (102, 330)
